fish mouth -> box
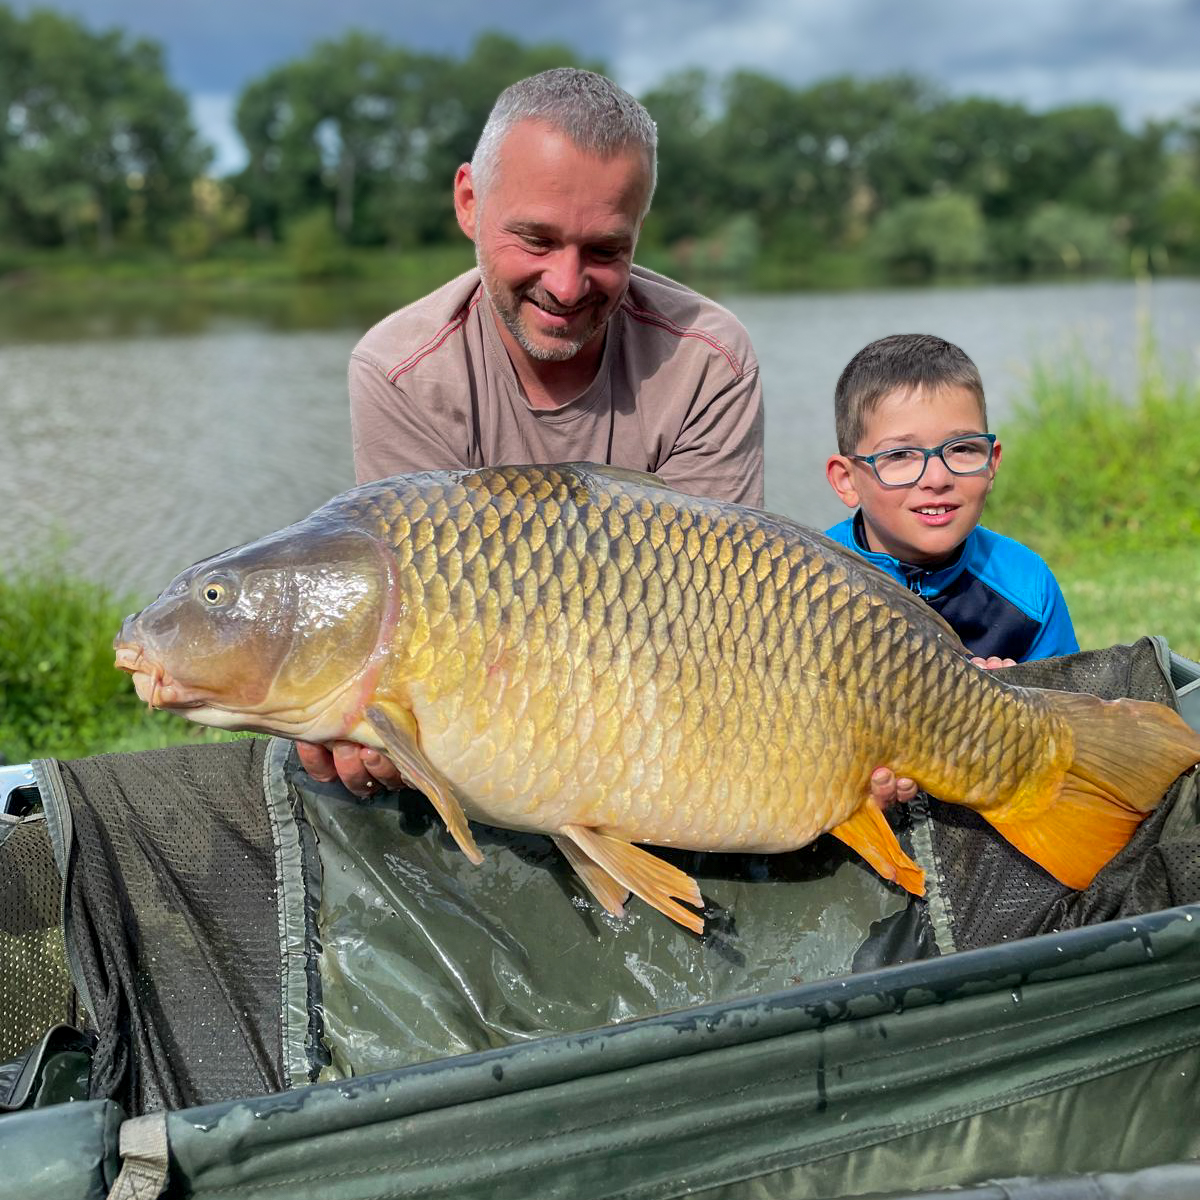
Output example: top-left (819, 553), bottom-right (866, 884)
top-left (113, 642), bottom-right (203, 711)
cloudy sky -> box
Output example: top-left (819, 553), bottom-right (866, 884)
top-left (11, 0), bottom-right (1200, 174)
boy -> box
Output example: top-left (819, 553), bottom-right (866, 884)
top-left (824, 333), bottom-right (1077, 665)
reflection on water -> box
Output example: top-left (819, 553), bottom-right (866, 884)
top-left (1, 277), bottom-right (1197, 600)
top-left (1, 327), bottom-right (360, 598)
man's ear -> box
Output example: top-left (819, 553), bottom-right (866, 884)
top-left (453, 164), bottom-right (477, 240)
top-left (826, 455), bottom-right (861, 510)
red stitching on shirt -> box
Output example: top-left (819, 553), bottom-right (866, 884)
top-left (386, 292), bottom-right (483, 381)
top-left (620, 299), bottom-right (743, 378)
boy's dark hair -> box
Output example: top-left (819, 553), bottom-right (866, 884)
top-left (834, 334), bottom-right (987, 453)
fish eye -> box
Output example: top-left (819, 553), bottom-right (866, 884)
top-left (200, 579), bottom-right (230, 605)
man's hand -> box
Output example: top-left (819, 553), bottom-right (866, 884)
top-left (295, 740), bottom-right (410, 798)
top-left (871, 655), bottom-right (1016, 807)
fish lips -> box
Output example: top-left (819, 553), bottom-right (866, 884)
top-left (113, 639), bottom-right (205, 710)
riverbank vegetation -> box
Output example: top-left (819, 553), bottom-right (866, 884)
top-left (986, 332), bottom-right (1199, 661)
top-left (3, 6), bottom-right (1200, 292)
top-left (2, 342), bottom-right (1195, 763)
top-left (0, 559), bottom-right (242, 763)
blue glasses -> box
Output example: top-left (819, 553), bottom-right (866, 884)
top-left (849, 434), bottom-right (997, 488)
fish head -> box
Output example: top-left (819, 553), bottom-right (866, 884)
top-left (114, 522), bottom-right (395, 739)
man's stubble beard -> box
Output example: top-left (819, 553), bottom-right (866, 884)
top-left (475, 243), bottom-right (608, 364)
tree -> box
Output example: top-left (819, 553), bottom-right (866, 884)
top-left (866, 192), bottom-right (987, 275)
top-left (231, 31), bottom-right (600, 249)
top-left (640, 69), bottom-right (722, 246)
top-left (0, 4), bottom-right (209, 250)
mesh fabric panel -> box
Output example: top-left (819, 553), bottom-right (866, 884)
top-left (59, 738), bottom-right (285, 1114)
top-left (0, 818), bottom-right (74, 1062)
top-left (927, 639), bottom-right (1200, 949)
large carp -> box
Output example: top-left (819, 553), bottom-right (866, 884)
top-left (115, 464), bottom-right (1200, 933)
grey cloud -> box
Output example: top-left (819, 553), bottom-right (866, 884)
top-left (9, 0), bottom-right (1199, 128)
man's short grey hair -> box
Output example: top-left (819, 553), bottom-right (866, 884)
top-left (470, 68), bottom-right (658, 218)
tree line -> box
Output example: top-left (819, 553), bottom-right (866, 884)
top-left (3, 3), bottom-right (1199, 278)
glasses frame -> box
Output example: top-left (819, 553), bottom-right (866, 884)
top-left (848, 433), bottom-right (998, 489)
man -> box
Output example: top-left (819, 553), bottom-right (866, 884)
top-left (299, 68), bottom-right (764, 795)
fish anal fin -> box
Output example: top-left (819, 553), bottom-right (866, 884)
top-left (552, 834), bottom-right (630, 918)
top-left (830, 802), bottom-right (925, 896)
top-left (986, 778), bottom-right (1146, 890)
top-left (364, 702), bottom-right (482, 865)
top-left (561, 824), bottom-right (704, 934)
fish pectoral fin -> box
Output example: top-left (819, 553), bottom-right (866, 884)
top-left (364, 702), bottom-right (482, 865)
top-left (829, 802), bottom-right (925, 896)
top-left (560, 824), bottom-right (705, 935)
top-left (985, 779), bottom-right (1145, 891)
top-left (552, 834), bottom-right (630, 919)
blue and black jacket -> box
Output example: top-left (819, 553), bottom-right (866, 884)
top-left (824, 512), bottom-right (1079, 662)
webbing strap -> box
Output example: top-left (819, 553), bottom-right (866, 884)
top-left (106, 1111), bottom-right (169, 1200)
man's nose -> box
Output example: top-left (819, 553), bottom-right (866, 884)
top-left (540, 248), bottom-right (588, 307)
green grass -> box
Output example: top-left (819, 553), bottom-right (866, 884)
top-left (1057, 548), bottom-right (1200, 661)
top-left (986, 336), bottom-right (1200, 561)
top-left (986, 332), bottom-right (1200, 662)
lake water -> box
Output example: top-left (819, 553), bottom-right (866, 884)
top-left (2, 276), bottom-right (1198, 600)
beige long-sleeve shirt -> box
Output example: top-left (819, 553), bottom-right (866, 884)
top-left (349, 265), bottom-right (764, 507)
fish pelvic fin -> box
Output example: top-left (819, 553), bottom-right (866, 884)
top-left (552, 834), bottom-right (631, 919)
top-left (986, 691), bottom-right (1200, 890)
top-left (364, 702), bottom-right (483, 865)
top-left (829, 801), bottom-right (925, 896)
top-left (560, 824), bottom-right (705, 934)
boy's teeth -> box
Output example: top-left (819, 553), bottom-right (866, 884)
top-left (917, 507), bottom-right (951, 515)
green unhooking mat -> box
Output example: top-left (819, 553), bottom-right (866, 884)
top-left (2, 637), bottom-right (1200, 1198)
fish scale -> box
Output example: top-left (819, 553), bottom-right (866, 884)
top-left (342, 467), bottom-right (1004, 846)
top-left (115, 463), bottom-right (1200, 933)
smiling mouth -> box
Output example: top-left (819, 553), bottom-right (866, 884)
top-left (526, 295), bottom-right (597, 319)
top-left (914, 506), bottom-right (957, 516)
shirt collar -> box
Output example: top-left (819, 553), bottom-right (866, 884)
top-left (850, 511), bottom-right (971, 597)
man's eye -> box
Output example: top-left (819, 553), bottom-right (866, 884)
top-left (590, 246), bottom-right (622, 262)
top-left (521, 235), bottom-right (552, 251)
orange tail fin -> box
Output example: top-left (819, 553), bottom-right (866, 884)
top-left (986, 692), bottom-right (1200, 890)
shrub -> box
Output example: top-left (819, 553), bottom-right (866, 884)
top-left (0, 564), bottom-right (237, 761)
top-left (987, 333), bottom-right (1200, 563)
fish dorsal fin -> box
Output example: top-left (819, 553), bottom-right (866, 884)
top-left (560, 824), bottom-right (705, 933)
top-left (364, 702), bottom-right (482, 864)
top-left (562, 462), bottom-right (665, 490)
